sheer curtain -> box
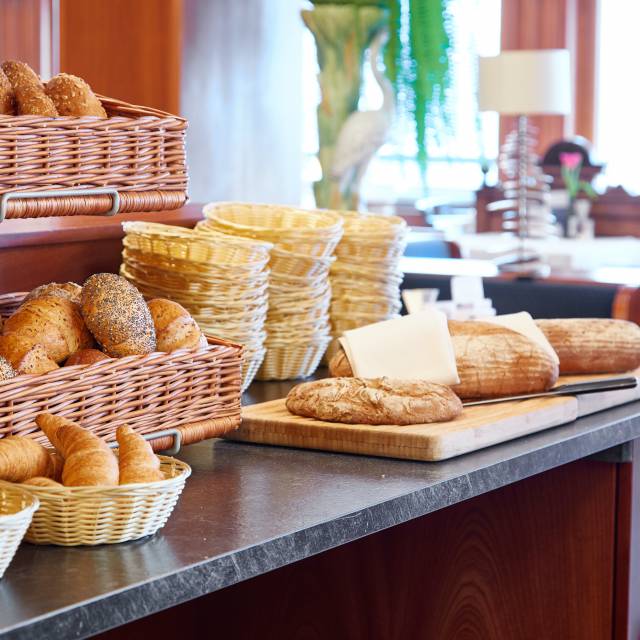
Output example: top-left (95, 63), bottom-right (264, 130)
top-left (596, 0), bottom-right (640, 194)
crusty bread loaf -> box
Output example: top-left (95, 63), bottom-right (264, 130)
top-left (328, 348), bottom-right (352, 377)
top-left (3, 296), bottom-right (93, 363)
top-left (448, 320), bottom-right (558, 399)
top-left (0, 334), bottom-right (58, 375)
top-left (147, 298), bottom-right (205, 352)
top-left (24, 282), bottom-right (82, 305)
top-left (81, 273), bottom-right (156, 357)
top-left (286, 377), bottom-right (462, 425)
top-left (535, 318), bottom-right (640, 374)
top-left (65, 348), bottom-right (112, 366)
top-left (330, 319), bottom-right (559, 399)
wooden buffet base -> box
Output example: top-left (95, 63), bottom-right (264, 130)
top-left (95, 457), bottom-right (623, 640)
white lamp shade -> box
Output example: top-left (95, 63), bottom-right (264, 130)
top-left (478, 49), bottom-right (572, 115)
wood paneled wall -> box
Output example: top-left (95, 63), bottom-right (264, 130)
top-left (180, 0), bottom-right (303, 204)
top-left (500, 0), bottom-right (598, 153)
top-left (58, 0), bottom-right (183, 114)
top-left (0, 0), bottom-right (53, 75)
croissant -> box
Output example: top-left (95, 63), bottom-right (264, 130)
top-left (36, 413), bottom-right (118, 487)
top-left (116, 424), bottom-right (163, 484)
top-left (48, 450), bottom-right (64, 482)
top-left (0, 435), bottom-right (57, 482)
top-left (22, 476), bottom-right (64, 488)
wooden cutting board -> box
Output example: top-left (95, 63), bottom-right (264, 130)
top-left (233, 373), bottom-right (640, 462)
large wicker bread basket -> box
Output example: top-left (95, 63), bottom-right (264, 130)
top-left (0, 292), bottom-right (242, 450)
top-left (0, 96), bottom-right (187, 220)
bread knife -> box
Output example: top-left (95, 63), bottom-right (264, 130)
top-left (463, 376), bottom-right (638, 407)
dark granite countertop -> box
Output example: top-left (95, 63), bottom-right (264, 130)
top-left (2, 378), bottom-right (640, 639)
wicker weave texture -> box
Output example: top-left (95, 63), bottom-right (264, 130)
top-left (0, 96), bottom-right (188, 218)
top-left (0, 482), bottom-right (38, 576)
top-left (0, 293), bottom-right (242, 450)
top-left (23, 456), bottom-right (190, 546)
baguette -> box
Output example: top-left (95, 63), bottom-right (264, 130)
top-left (329, 320), bottom-right (559, 399)
top-left (286, 377), bottom-right (462, 425)
top-left (535, 318), bottom-right (640, 374)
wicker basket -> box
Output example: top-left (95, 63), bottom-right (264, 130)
top-left (202, 203), bottom-right (344, 258)
top-left (257, 337), bottom-right (331, 381)
top-left (0, 97), bottom-right (188, 219)
top-left (0, 293), bottom-right (242, 450)
top-left (0, 483), bottom-right (39, 576)
top-left (23, 456), bottom-right (190, 546)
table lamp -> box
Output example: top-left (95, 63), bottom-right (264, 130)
top-left (478, 49), bottom-right (572, 271)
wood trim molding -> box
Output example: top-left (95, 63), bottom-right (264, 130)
top-left (500, 0), bottom-right (598, 152)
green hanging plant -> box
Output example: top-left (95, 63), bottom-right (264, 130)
top-left (309, 0), bottom-right (453, 175)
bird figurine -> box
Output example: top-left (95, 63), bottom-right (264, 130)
top-left (330, 27), bottom-right (396, 208)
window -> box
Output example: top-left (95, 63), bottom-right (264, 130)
top-left (596, 0), bottom-right (640, 195)
top-left (301, 0), bottom-right (502, 207)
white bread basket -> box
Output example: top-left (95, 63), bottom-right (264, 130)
top-left (0, 482), bottom-right (39, 577)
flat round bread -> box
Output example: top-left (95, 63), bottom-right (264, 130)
top-left (285, 377), bottom-right (462, 425)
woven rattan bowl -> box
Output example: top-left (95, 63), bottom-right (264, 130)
top-left (23, 456), bottom-right (191, 546)
top-left (203, 202), bottom-right (343, 237)
top-left (0, 482), bottom-right (39, 577)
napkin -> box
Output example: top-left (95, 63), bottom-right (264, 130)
top-left (340, 310), bottom-right (460, 384)
top-left (483, 312), bottom-right (559, 363)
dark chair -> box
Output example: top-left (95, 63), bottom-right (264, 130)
top-left (403, 239), bottom-right (461, 259)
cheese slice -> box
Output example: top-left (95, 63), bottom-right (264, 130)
top-left (483, 312), bottom-right (560, 363)
top-left (340, 310), bottom-right (460, 384)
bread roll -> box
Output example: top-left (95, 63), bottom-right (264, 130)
top-left (81, 273), bottom-right (156, 357)
top-left (65, 348), bottom-right (112, 366)
top-left (286, 377), bottom-right (462, 425)
top-left (0, 68), bottom-right (14, 115)
top-left (0, 356), bottom-right (16, 381)
top-left (535, 318), bottom-right (640, 374)
top-left (147, 298), bottom-right (205, 352)
top-left (36, 413), bottom-right (118, 487)
top-left (24, 282), bottom-right (82, 305)
top-left (1, 60), bottom-right (57, 116)
top-left (0, 334), bottom-right (58, 375)
top-left (330, 320), bottom-right (559, 399)
top-left (45, 73), bottom-right (107, 117)
top-left (3, 296), bottom-right (93, 363)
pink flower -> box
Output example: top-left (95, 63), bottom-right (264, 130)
top-left (560, 152), bottom-right (582, 170)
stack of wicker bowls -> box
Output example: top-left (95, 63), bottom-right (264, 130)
top-left (328, 211), bottom-right (408, 358)
top-left (120, 221), bottom-right (271, 390)
top-left (200, 203), bottom-right (343, 380)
